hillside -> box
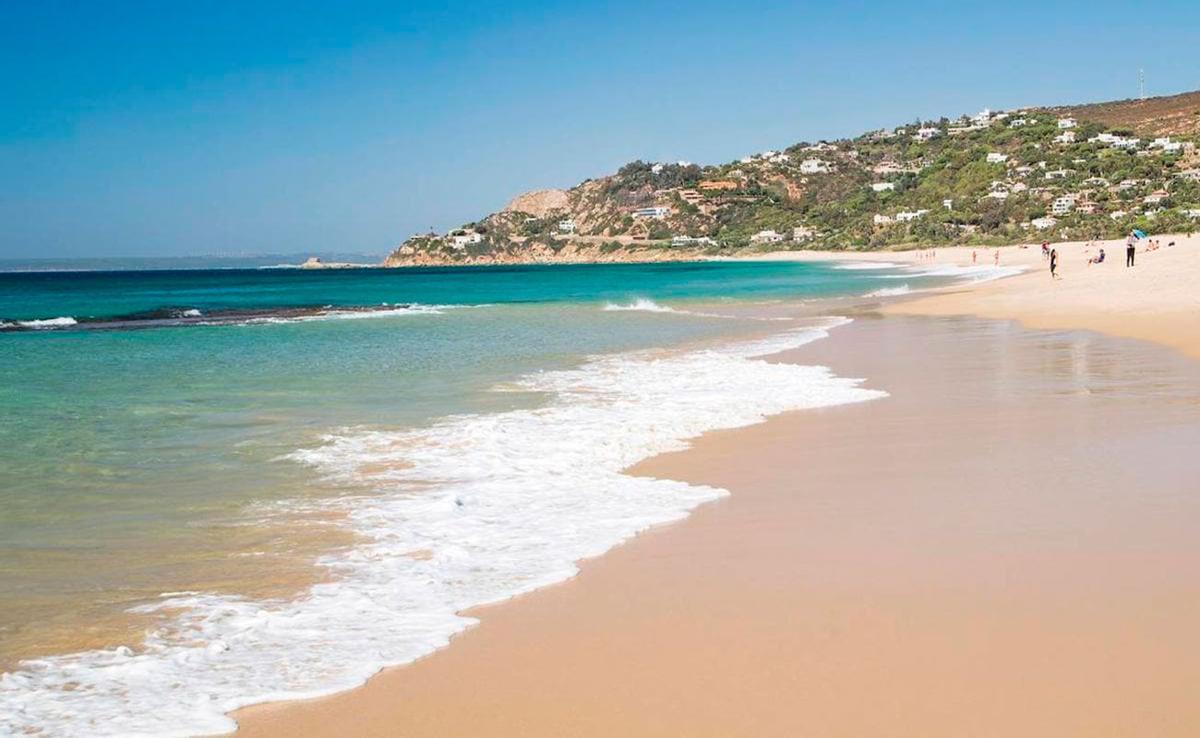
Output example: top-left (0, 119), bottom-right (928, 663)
top-left (384, 91), bottom-right (1200, 266)
top-left (1043, 90), bottom-right (1200, 137)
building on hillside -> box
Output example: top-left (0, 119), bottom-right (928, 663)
top-left (1051, 195), bottom-right (1077, 215)
top-left (1031, 216), bottom-right (1058, 229)
top-left (769, 153), bottom-right (791, 164)
top-left (870, 182), bottom-right (896, 192)
top-left (698, 180), bottom-right (738, 191)
top-left (1057, 117), bottom-right (1077, 129)
top-left (1044, 169), bottom-right (1070, 180)
top-left (1009, 118), bottom-right (1029, 127)
top-left (557, 219), bottom-right (576, 234)
top-left (678, 189), bottom-right (704, 205)
top-left (943, 198), bottom-right (954, 210)
top-left (749, 229), bottom-right (784, 244)
top-left (1053, 131), bottom-right (1077, 144)
top-left (448, 231), bottom-right (484, 249)
top-left (1150, 137), bottom-right (1183, 152)
top-left (631, 206), bottom-right (670, 219)
top-left (873, 213), bottom-right (895, 225)
top-left (671, 235), bottom-right (715, 246)
top-left (895, 209), bottom-right (929, 222)
top-left (792, 226), bottom-right (816, 241)
top-left (1110, 210), bottom-right (1128, 220)
top-left (1143, 190), bottom-right (1170, 205)
top-left (1010, 182), bottom-right (1029, 193)
top-left (913, 127), bottom-right (941, 141)
top-left (1177, 169), bottom-right (1200, 182)
top-left (1183, 209), bottom-right (1200, 219)
top-left (799, 158), bottom-right (831, 174)
top-left (1077, 200), bottom-right (1099, 214)
top-left (1084, 177), bottom-right (1110, 187)
top-left (986, 152), bottom-right (1009, 164)
top-left (984, 190), bottom-right (1010, 200)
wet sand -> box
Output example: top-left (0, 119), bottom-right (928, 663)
top-left (234, 314), bottom-right (1200, 737)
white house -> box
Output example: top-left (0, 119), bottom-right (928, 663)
top-left (1183, 209), bottom-right (1200, 219)
top-left (1057, 117), bottom-right (1077, 129)
top-left (671, 235), bottom-right (715, 246)
top-left (631, 206), bottom-right (670, 219)
top-left (913, 127), bottom-right (941, 141)
top-left (984, 190), bottom-right (1010, 200)
top-left (1150, 137), bottom-right (1183, 152)
top-left (1110, 210), bottom-right (1128, 220)
top-left (769, 153), bottom-right (791, 164)
top-left (870, 182), bottom-right (896, 192)
top-left (799, 158), bottom-right (831, 174)
top-left (1044, 169), bottom-right (1070, 180)
top-left (749, 229), bottom-right (784, 244)
top-left (1053, 131), bottom-right (1076, 144)
top-left (943, 198), bottom-right (954, 210)
top-left (873, 214), bottom-right (895, 225)
top-left (1009, 118), bottom-right (1029, 127)
top-left (986, 152), bottom-right (1009, 164)
top-left (1031, 216), bottom-right (1058, 229)
top-left (792, 226), bottom-right (816, 241)
top-left (1143, 190), bottom-right (1170, 205)
top-left (1177, 169), bottom-right (1200, 182)
top-left (1051, 195), bottom-right (1077, 215)
top-left (557, 219), bottom-right (577, 234)
top-left (895, 209), bottom-right (929, 222)
top-left (449, 231), bottom-right (484, 249)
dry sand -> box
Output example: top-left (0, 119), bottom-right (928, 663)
top-left (765, 233), bottom-right (1200, 359)
top-left (234, 309), bottom-right (1200, 737)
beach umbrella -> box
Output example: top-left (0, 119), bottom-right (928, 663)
top-left (1132, 229), bottom-right (1147, 239)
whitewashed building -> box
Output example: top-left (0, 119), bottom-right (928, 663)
top-left (749, 229), bottom-right (784, 244)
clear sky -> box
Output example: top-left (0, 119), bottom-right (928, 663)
top-left (2, 1), bottom-right (1198, 258)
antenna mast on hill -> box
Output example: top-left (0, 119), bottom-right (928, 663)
top-left (1139, 68), bottom-right (1146, 100)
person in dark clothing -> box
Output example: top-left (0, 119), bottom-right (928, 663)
top-left (1050, 248), bottom-right (1058, 278)
top-left (1126, 233), bottom-right (1136, 267)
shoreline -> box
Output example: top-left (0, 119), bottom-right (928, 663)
top-left (234, 312), bottom-right (1200, 737)
top-left (759, 232), bottom-right (1200, 359)
top-left (230, 236), bottom-right (1200, 735)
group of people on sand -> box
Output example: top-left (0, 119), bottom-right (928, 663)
top-left (1045, 230), bottom-right (1180, 279)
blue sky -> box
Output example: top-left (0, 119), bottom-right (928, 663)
top-left (2, 1), bottom-right (1198, 258)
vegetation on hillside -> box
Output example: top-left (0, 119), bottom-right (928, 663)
top-left (385, 92), bottom-right (1200, 264)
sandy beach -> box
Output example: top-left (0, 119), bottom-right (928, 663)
top-left (234, 234), bottom-right (1200, 737)
top-left (768, 233), bottom-right (1200, 360)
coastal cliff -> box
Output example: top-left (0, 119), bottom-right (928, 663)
top-left (384, 91), bottom-right (1200, 267)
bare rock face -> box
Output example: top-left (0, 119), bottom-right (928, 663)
top-left (502, 189), bottom-right (569, 218)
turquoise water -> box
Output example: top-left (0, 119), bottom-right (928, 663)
top-left (0, 259), bottom-right (959, 735)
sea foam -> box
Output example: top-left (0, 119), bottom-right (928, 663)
top-left (0, 320), bottom-right (884, 737)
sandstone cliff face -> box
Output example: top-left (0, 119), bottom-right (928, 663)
top-left (502, 189), bottom-right (570, 218)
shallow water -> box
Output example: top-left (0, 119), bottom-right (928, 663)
top-left (0, 259), bottom-right (997, 736)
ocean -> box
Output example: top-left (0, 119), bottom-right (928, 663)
top-left (0, 259), bottom-right (1013, 736)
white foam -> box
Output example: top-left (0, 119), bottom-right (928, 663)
top-left (602, 298), bottom-right (678, 313)
top-left (833, 261), bottom-right (901, 270)
top-left (602, 299), bottom-right (791, 322)
top-left (865, 284), bottom-right (912, 297)
top-left (885, 264), bottom-right (1025, 283)
top-left (16, 316), bottom-right (77, 329)
top-left (0, 321), bottom-right (885, 737)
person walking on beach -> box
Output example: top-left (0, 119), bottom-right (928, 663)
top-left (1126, 232), bottom-right (1136, 267)
top-left (1050, 248), bottom-right (1058, 278)
top-left (972, 250), bottom-right (977, 264)
top-left (994, 250), bottom-right (1000, 266)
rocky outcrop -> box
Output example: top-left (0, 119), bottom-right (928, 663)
top-left (502, 189), bottom-right (570, 218)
